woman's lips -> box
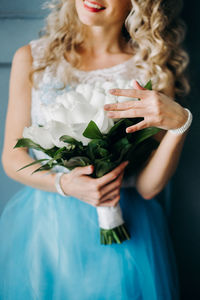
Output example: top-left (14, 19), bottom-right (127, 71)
top-left (83, 0), bottom-right (106, 12)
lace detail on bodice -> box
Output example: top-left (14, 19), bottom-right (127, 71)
top-left (58, 55), bottom-right (139, 85)
top-left (29, 38), bottom-right (149, 186)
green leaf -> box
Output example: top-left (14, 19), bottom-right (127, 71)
top-left (98, 148), bottom-right (109, 157)
top-left (44, 146), bottom-right (59, 158)
top-left (53, 147), bottom-right (67, 159)
top-left (107, 119), bottom-right (125, 136)
top-left (134, 127), bottom-right (160, 147)
top-left (144, 80), bottom-right (152, 90)
top-left (17, 159), bottom-right (49, 172)
top-left (124, 138), bottom-right (159, 177)
top-left (83, 121), bottom-right (103, 139)
top-left (14, 138), bottom-right (45, 152)
top-left (90, 139), bottom-right (108, 148)
top-left (32, 163), bottom-right (53, 174)
top-left (95, 160), bottom-right (117, 178)
top-left (115, 144), bottom-right (132, 164)
top-left (107, 119), bottom-right (134, 138)
top-left (46, 157), bottom-right (57, 168)
top-left (59, 135), bottom-right (83, 147)
top-left (87, 140), bottom-right (100, 161)
top-left (113, 137), bottom-right (130, 151)
top-left (111, 137), bottom-right (132, 161)
top-left (86, 139), bottom-right (110, 161)
top-left (63, 156), bottom-right (91, 169)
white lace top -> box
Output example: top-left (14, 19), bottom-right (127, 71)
top-left (29, 38), bottom-right (150, 188)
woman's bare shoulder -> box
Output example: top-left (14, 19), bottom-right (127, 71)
top-left (10, 45), bottom-right (33, 101)
top-left (12, 44), bottom-right (33, 66)
top-left (10, 45), bottom-right (33, 87)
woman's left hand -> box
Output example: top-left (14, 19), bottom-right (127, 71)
top-left (104, 80), bottom-right (188, 133)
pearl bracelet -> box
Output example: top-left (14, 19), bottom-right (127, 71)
top-left (55, 172), bottom-right (66, 196)
top-left (169, 108), bottom-right (193, 135)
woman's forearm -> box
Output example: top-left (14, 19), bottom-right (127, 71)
top-left (135, 130), bottom-right (189, 199)
top-left (1, 149), bottom-right (57, 193)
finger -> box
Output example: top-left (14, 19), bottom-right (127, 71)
top-left (126, 120), bottom-right (148, 133)
top-left (100, 188), bottom-right (120, 203)
top-left (109, 88), bottom-right (149, 99)
top-left (74, 165), bottom-right (94, 176)
top-left (98, 195), bottom-right (121, 207)
top-left (100, 172), bottom-right (124, 198)
top-left (107, 108), bottom-right (146, 119)
top-left (132, 80), bottom-right (146, 90)
top-left (104, 100), bottom-right (143, 111)
top-left (97, 161), bottom-right (129, 187)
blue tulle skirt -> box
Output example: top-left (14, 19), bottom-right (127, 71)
top-left (0, 186), bottom-right (179, 300)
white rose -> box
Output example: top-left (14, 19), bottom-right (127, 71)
top-left (47, 121), bottom-right (73, 148)
top-left (90, 88), bottom-right (106, 109)
top-left (41, 103), bottom-right (69, 124)
top-left (104, 94), bottom-right (117, 105)
top-left (94, 81), bottom-right (103, 88)
top-left (42, 91), bottom-right (97, 126)
top-left (23, 125), bottom-right (54, 149)
top-left (56, 90), bottom-right (84, 109)
top-left (93, 109), bottom-right (114, 134)
top-left (56, 91), bottom-right (77, 108)
top-left (56, 91), bottom-right (96, 124)
top-left (115, 79), bottom-right (127, 88)
top-left (70, 123), bottom-right (91, 145)
top-left (75, 84), bottom-right (93, 101)
top-left (68, 100), bottom-right (96, 124)
top-left (124, 80), bottom-right (133, 89)
top-left (102, 81), bottom-right (118, 91)
top-left (49, 121), bottom-right (90, 147)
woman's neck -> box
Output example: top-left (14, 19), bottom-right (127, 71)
top-left (83, 25), bottom-right (128, 57)
top-left (74, 25), bottom-right (133, 71)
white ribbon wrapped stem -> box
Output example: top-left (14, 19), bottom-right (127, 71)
top-left (96, 204), bottom-right (124, 230)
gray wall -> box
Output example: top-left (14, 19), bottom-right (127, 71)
top-left (0, 1), bottom-right (199, 299)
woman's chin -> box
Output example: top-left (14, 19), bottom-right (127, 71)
top-left (76, 0), bottom-right (107, 27)
top-left (78, 14), bottom-right (104, 27)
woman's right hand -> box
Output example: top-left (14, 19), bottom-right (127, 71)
top-left (60, 161), bottom-right (129, 207)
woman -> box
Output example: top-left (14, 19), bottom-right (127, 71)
top-left (0, 0), bottom-right (192, 299)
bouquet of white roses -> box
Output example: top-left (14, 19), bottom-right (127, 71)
top-left (14, 80), bottom-right (160, 245)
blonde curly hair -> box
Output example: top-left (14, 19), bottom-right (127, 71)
top-left (31, 0), bottom-right (190, 99)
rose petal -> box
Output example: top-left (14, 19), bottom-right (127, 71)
top-left (23, 125), bottom-right (54, 149)
top-left (93, 109), bottom-right (114, 134)
top-left (75, 84), bottom-right (93, 101)
top-left (90, 88), bottom-right (106, 109)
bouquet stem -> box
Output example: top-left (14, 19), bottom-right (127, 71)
top-left (100, 224), bottom-right (130, 245)
top-left (97, 204), bottom-right (130, 245)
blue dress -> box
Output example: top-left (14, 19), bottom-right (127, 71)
top-left (0, 39), bottom-right (179, 300)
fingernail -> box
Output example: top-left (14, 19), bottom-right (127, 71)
top-left (109, 89), bottom-right (116, 93)
top-left (126, 127), bottom-right (133, 133)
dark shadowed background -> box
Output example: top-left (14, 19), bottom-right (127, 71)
top-left (0, 1), bottom-right (199, 299)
